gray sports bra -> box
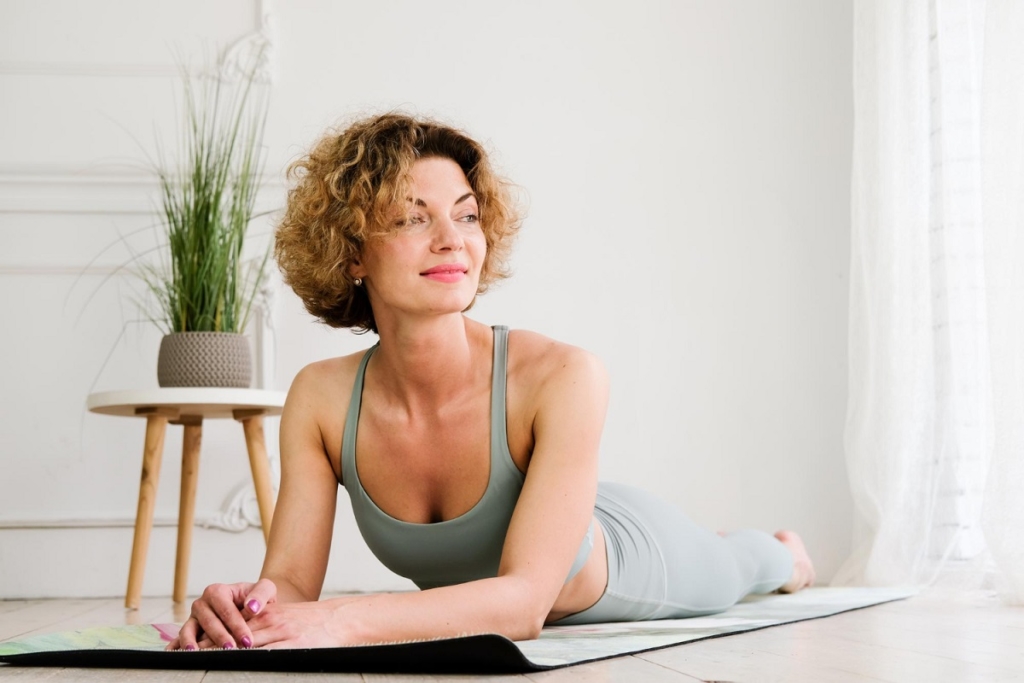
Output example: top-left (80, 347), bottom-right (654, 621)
top-left (340, 325), bottom-right (594, 590)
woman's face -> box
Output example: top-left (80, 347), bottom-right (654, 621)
top-left (352, 157), bottom-right (486, 322)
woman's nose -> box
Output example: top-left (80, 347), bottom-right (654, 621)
top-left (431, 216), bottom-right (463, 251)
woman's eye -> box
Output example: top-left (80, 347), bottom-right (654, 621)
top-left (397, 214), bottom-right (427, 227)
top-left (459, 214), bottom-right (479, 223)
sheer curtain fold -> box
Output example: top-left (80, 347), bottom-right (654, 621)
top-left (838, 0), bottom-right (1024, 601)
top-left (979, 0), bottom-right (1024, 601)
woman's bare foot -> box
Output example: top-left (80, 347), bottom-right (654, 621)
top-left (774, 530), bottom-right (816, 593)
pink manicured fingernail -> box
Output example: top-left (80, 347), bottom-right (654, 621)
top-left (223, 642), bottom-right (235, 650)
top-left (247, 599), bottom-right (261, 613)
top-left (184, 644), bottom-right (196, 652)
top-left (241, 636), bottom-right (252, 648)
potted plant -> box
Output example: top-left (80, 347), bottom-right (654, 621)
top-left (141, 53), bottom-right (271, 388)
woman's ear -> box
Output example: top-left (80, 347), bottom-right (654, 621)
top-left (348, 257), bottom-right (365, 280)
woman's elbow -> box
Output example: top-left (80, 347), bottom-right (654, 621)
top-left (503, 579), bottom-right (551, 641)
top-left (518, 609), bottom-right (547, 641)
top-left (506, 611), bottom-right (544, 641)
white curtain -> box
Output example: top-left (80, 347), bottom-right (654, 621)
top-left (837, 0), bottom-right (1024, 601)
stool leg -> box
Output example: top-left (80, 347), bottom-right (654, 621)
top-left (174, 422), bottom-right (202, 604)
top-left (240, 416), bottom-right (275, 544)
top-left (126, 416), bottom-right (167, 609)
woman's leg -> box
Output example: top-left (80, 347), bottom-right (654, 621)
top-left (554, 482), bottom-right (799, 625)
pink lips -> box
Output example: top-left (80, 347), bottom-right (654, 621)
top-left (421, 264), bottom-right (467, 283)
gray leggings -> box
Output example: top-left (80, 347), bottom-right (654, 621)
top-left (553, 482), bottom-right (794, 625)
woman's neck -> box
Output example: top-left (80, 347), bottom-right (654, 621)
top-left (368, 314), bottom-right (488, 416)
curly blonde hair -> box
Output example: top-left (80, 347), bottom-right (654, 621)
top-left (274, 113), bottom-right (521, 333)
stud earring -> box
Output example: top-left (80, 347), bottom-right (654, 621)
top-left (354, 278), bottom-right (363, 286)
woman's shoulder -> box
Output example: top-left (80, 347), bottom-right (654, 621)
top-left (503, 328), bottom-right (609, 458)
top-left (507, 327), bottom-right (604, 366)
top-left (285, 346), bottom-right (375, 405)
top-left (506, 328), bottom-right (608, 394)
top-left (280, 347), bottom-right (377, 473)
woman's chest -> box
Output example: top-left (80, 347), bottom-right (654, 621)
top-left (323, 385), bottom-right (534, 524)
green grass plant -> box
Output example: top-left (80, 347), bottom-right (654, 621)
top-left (141, 50), bottom-right (271, 335)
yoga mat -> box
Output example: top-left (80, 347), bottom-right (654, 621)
top-left (0, 587), bottom-right (915, 673)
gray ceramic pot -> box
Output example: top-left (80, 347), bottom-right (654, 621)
top-left (157, 332), bottom-right (252, 388)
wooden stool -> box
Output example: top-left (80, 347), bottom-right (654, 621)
top-left (87, 388), bottom-right (287, 609)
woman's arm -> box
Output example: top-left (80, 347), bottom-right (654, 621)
top-left (172, 363), bottom-right (342, 650)
top-left (258, 363), bottom-right (340, 601)
top-left (242, 344), bottom-right (610, 648)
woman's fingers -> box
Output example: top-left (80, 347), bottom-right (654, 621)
top-left (168, 617), bottom-right (202, 651)
top-left (246, 609), bottom-right (297, 649)
top-left (190, 599), bottom-right (231, 649)
top-left (167, 580), bottom-right (275, 650)
top-left (241, 578), bottom-right (278, 618)
top-left (201, 582), bottom-right (261, 648)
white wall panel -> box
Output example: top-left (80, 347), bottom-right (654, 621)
top-left (0, 0), bottom-right (263, 171)
top-left (0, 0), bottom-right (258, 73)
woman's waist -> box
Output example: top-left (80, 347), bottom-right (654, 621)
top-left (548, 514), bottom-right (608, 622)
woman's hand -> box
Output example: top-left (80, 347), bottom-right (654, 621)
top-left (194, 599), bottom-right (358, 650)
top-left (165, 578), bottom-right (277, 651)
top-left (245, 601), bottom-right (345, 649)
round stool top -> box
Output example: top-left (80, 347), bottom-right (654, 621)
top-left (87, 388), bottom-right (287, 419)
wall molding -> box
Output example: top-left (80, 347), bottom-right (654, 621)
top-left (0, 515), bottom-right (255, 531)
top-left (0, 265), bottom-right (123, 276)
top-left (0, 167), bottom-right (163, 215)
top-left (0, 63), bottom-right (183, 78)
top-left (0, 0), bottom-right (274, 82)
top-left (216, 0), bottom-right (275, 85)
top-left (0, 517), bottom-right (172, 529)
top-left (0, 0), bottom-right (278, 213)
top-left (0, 471), bottom-right (277, 533)
top-left (0, 166), bottom-right (285, 215)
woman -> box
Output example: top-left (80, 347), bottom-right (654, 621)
top-left (168, 114), bottom-right (815, 651)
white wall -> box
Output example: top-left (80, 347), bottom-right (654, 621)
top-left (0, 0), bottom-right (853, 598)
